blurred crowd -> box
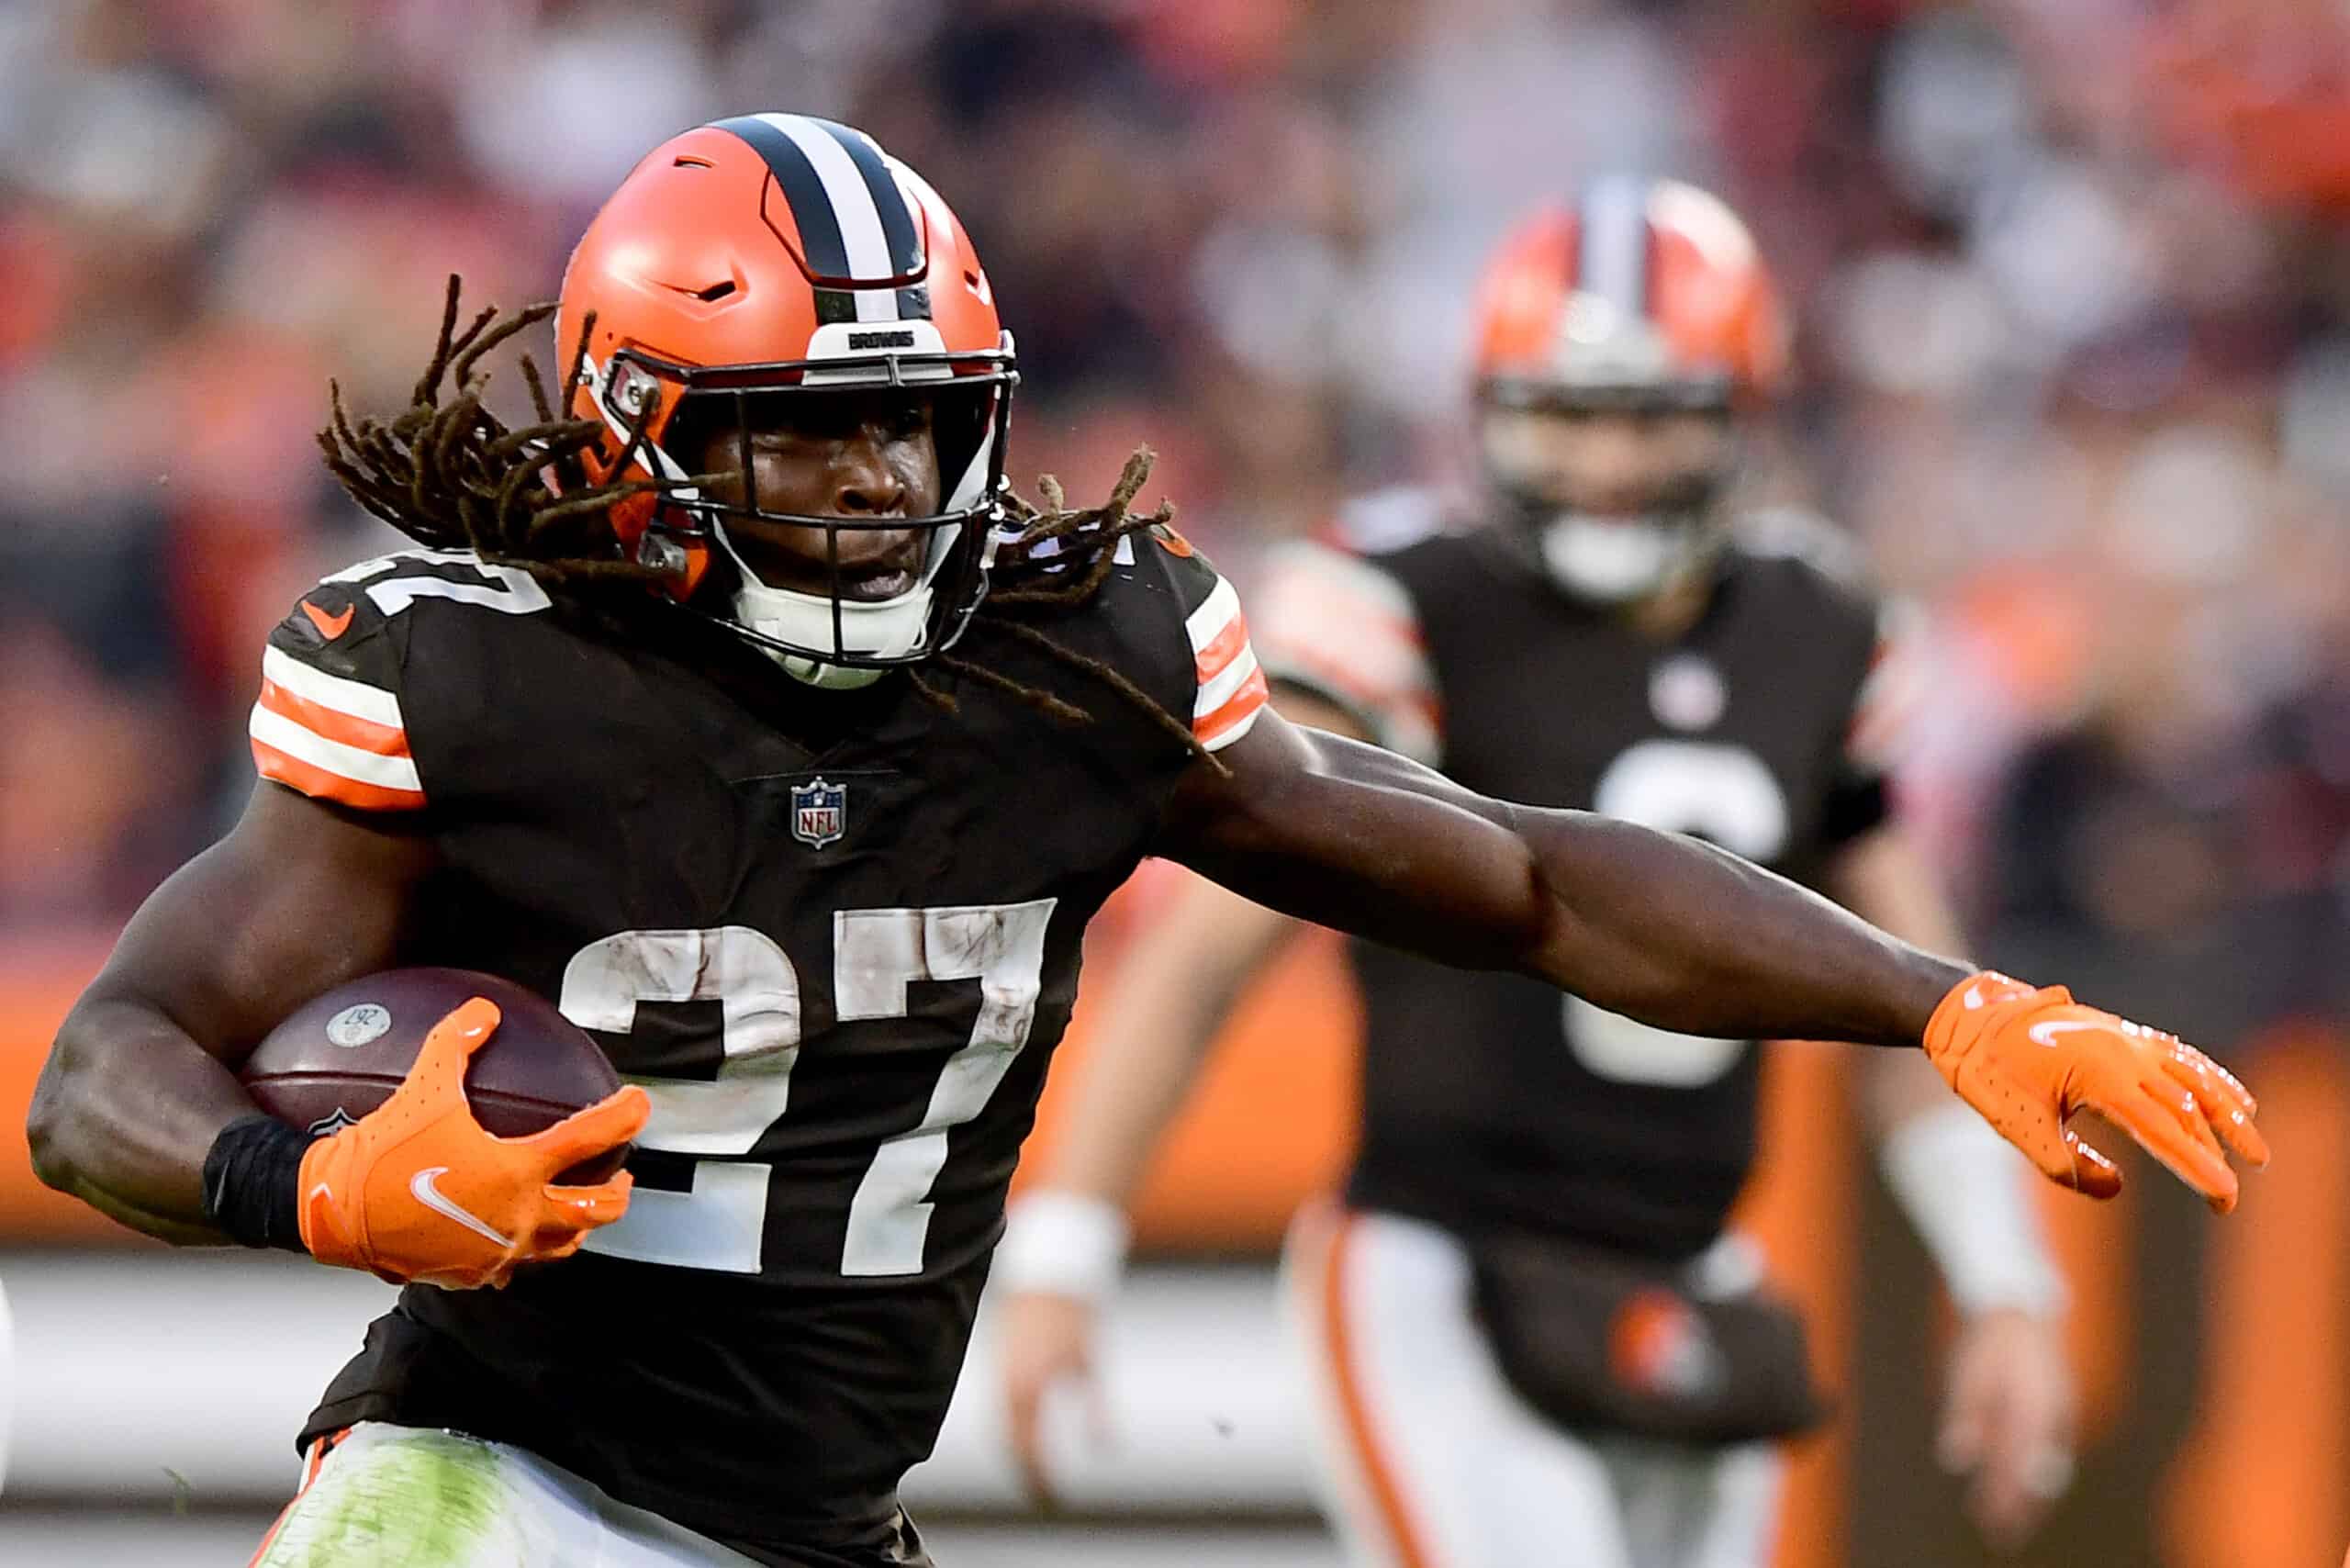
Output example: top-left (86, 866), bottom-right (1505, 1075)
top-left (1, 0), bottom-right (2344, 1047)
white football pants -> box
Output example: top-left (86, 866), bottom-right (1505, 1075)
top-left (1281, 1204), bottom-right (1784, 1568)
top-left (249, 1421), bottom-right (762, 1568)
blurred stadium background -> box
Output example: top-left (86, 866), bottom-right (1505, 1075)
top-left (2, 0), bottom-right (2347, 1562)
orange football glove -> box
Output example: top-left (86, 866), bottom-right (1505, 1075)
top-left (1924, 972), bottom-right (2268, 1214)
top-left (297, 997), bottom-right (650, 1289)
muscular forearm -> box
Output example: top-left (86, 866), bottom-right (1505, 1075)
top-left (1832, 824), bottom-right (1983, 1129)
top-left (1511, 807), bottom-right (1966, 1047)
top-left (1175, 720), bottom-right (1967, 1050)
top-left (29, 995), bottom-right (262, 1244)
top-left (1174, 713), bottom-right (2263, 1213)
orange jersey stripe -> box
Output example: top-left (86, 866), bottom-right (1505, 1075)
top-left (246, 1430), bottom-right (346, 1567)
top-left (253, 738), bottom-right (427, 812)
top-left (1194, 665), bottom-right (1270, 746)
top-left (1194, 607), bottom-right (1252, 685)
top-left (1321, 1211), bottom-right (1436, 1568)
top-left (257, 678), bottom-right (411, 758)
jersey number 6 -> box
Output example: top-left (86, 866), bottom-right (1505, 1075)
top-left (557, 901), bottom-right (1057, 1278)
top-left (1564, 739), bottom-right (1790, 1087)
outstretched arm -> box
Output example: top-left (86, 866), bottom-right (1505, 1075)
top-left (1154, 711), bottom-right (2266, 1208)
top-left (1161, 710), bottom-right (1959, 1046)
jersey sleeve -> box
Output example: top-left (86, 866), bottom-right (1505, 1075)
top-left (1249, 540), bottom-right (1442, 765)
top-left (1180, 565), bottom-right (1271, 755)
top-left (1818, 598), bottom-right (1926, 847)
top-left (248, 577), bottom-right (427, 812)
top-left (1131, 525), bottom-right (1271, 755)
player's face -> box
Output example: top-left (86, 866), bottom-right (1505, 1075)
top-left (688, 390), bottom-right (945, 601)
top-left (1480, 406), bottom-right (1733, 518)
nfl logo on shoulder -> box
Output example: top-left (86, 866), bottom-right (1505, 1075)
top-left (791, 778), bottom-right (847, 849)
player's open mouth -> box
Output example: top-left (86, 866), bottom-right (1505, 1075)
top-left (723, 523), bottom-right (927, 601)
top-left (834, 562), bottom-right (920, 601)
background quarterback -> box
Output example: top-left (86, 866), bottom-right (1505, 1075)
top-left (29, 115), bottom-right (2261, 1568)
top-left (1001, 180), bottom-right (2076, 1568)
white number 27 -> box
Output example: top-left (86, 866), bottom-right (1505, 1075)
top-left (557, 900), bottom-right (1056, 1278)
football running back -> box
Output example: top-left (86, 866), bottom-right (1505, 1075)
top-left (30, 125), bottom-right (2262, 1568)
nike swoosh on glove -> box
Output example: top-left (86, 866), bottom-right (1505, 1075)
top-left (297, 996), bottom-right (649, 1288)
top-left (1923, 972), bottom-right (2268, 1215)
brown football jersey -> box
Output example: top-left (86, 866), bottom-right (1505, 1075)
top-left (1254, 495), bottom-right (1898, 1261)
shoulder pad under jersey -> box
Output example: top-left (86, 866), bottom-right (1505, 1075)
top-left (249, 550), bottom-right (553, 812)
top-left (1729, 505), bottom-right (1873, 592)
top-left (1323, 486), bottom-right (1450, 557)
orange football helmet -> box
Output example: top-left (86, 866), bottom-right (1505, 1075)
top-left (554, 114), bottom-right (1017, 685)
top-left (1471, 178), bottom-right (1788, 409)
top-left (1464, 179), bottom-right (1791, 603)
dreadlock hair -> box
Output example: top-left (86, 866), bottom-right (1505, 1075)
top-left (318, 276), bottom-right (1225, 773)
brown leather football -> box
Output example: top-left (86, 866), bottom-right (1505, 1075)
top-left (240, 968), bottom-right (629, 1181)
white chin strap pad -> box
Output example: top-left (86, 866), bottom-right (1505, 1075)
top-left (776, 652), bottom-right (890, 690)
top-left (1539, 513), bottom-right (1697, 603)
top-left (712, 522), bottom-right (934, 689)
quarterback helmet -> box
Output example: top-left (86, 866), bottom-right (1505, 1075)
top-left (556, 115), bottom-right (1017, 688)
top-left (1470, 178), bottom-right (1787, 603)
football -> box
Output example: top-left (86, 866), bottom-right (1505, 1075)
top-left (241, 967), bottom-right (630, 1181)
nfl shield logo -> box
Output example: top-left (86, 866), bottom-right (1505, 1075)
top-left (791, 777), bottom-right (847, 849)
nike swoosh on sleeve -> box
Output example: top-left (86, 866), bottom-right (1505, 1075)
top-left (2027, 1019), bottom-right (2104, 1049)
top-left (301, 599), bottom-right (356, 640)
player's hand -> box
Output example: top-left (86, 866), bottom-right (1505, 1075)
top-left (1939, 1308), bottom-right (2076, 1551)
top-left (1924, 972), bottom-right (2267, 1213)
top-left (1002, 1288), bottom-right (1109, 1505)
top-left (297, 997), bottom-right (649, 1289)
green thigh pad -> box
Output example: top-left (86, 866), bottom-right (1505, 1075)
top-left (255, 1428), bottom-right (543, 1568)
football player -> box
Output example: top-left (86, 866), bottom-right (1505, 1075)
top-left (28, 124), bottom-right (2259, 1568)
top-left (1000, 184), bottom-right (2086, 1564)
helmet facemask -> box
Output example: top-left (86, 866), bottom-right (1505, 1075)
top-left (583, 340), bottom-right (1017, 687)
top-left (1477, 373), bottom-right (1742, 607)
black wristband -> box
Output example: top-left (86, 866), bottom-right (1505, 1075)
top-left (201, 1114), bottom-right (312, 1253)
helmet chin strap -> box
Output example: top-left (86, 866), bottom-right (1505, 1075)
top-left (776, 649), bottom-right (890, 691)
top-left (711, 521), bottom-right (942, 690)
top-left (680, 376), bottom-right (1008, 689)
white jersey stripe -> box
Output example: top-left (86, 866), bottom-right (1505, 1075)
top-left (1197, 701), bottom-right (1263, 753)
top-left (1252, 537), bottom-right (1443, 763)
top-left (260, 645), bottom-right (405, 730)
top-left (249, 703), bottom-right (424, 791)
top-left (1183, 577), bottom-right (1244, 654)
top-left (1194, 642), bottom-right (1262, 719)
